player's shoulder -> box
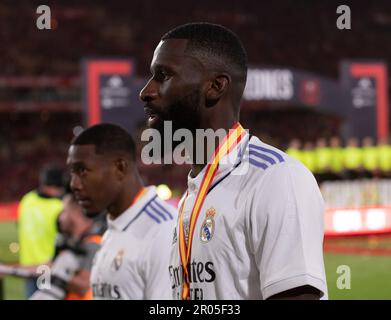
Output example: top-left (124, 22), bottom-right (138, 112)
top-left (19, 190), bottom-right (38, 203)
top-left (242, 136), bottom-right (297, 174)
top-left (101, 229), bottom-right (111, 244)
top-left (141, 195), bottom-right (177, 227)
top-left (247, 136), bottom-right (291, 167)
top-left (139, 197), bottom-right (176, 253)
top-left (237, 135), bottom-right (312, 188)
top-left (135, 194), bottom-right (177, 242)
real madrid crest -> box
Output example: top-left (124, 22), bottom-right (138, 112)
top-left (111, 249), bottom-right (124, 272)
top-left (200, 207), bottom-right (216, 243)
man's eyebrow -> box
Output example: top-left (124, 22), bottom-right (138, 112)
top-left (67, 160), bottom-right (84, 168)
top-left (150, 63), bottom-right (173, 73)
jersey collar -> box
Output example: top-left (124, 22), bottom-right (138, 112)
top-left (187, 127), bottom-right (249, 194)
top-left (107, 186), bottom-right (157, 231)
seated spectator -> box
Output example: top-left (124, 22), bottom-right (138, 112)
top-left (343, 137), bottom-right (363, 180)
top-left (286, 138), bottom-right (304, 163)
top-left (314, 137), bottom-right (332, 183)
top-left (301, 141), bottom-right (316, 173)
top-left (362, 136), bottom-right (379, 179)
top-left (328, 136), bottom-right (344, 181)
top-left (377, 137), bottom-right (391, 179)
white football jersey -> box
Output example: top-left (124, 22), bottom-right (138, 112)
top-left (169, 133), bottom-right (328, 300)
top-left (91, 186), bottom-right (176, 299)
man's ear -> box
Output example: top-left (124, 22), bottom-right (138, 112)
top-left (205, 73), bottom-right (230, 107)
top-left (114, 158), bottom-right (129, 180)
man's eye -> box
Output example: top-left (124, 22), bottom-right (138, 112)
top-left (72, 167), bottom-right (86, 175)
top-left (157, 71), bottom-right (171, 81)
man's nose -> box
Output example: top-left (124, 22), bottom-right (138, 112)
top-left (70, 173), bottom-right (82, 192)
top-left (139, 79), bottom-right (158, 102)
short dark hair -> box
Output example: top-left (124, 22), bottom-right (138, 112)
top-left (39, 165), bottom-right (65, 188)
top-left (162, 22), bottom-right (247, 83)
top-left (71, 123), bottom-right (136, 161)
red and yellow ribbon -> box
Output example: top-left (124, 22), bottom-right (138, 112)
top-left (178, 122), bottom-right (246, 300)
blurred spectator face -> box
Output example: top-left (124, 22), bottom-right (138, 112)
top-left (330, 136), bottom-right (341, 148)
top-left (362, 136), bottom-right (374, 147)
top-left (347, 137), bottom-right (359, 148)
top-left (289, 139), bottom-right (301, 149)
top-left (139, 39), bottom-right (203, 136)
top-left (67, 145), bottom-right (122, 214)
top-left (316, 138), bottom-right (326, 148)
top-left (304, 142), bottom-right (313, 150)
top-left (378, 137), bottom-right (390, 146)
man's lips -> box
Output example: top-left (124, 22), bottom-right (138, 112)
top-left (75, 195), bottom-right (91, 207)
top-left (144, 105), bottom-right (158, 117)
top-left (144, 106), bottom-right (161, 126)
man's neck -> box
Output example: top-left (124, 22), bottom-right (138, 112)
top-left (108, 174), bottom-right (144, 220)
top-left (190, 164), bottom-right (205, 178)
top-left (38, 186), bottom-right (62, 198)
top-left (189, 118), bottom-right (238, 178)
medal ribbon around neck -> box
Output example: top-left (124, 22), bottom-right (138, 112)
top-left (178, 122), bottom-right (246, 300)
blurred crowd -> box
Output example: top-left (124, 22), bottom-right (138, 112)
top-left (0, 112), bottom-right (77, 201)
top-left (286, 136), bottom-right (391, 183)
top-left (0, 1), bottom-right (389, 78)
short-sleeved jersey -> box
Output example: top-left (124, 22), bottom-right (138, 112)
top-left (169, 133), bottom-right (328, 300)
top-left (90, 186), bottom-right (176, 300)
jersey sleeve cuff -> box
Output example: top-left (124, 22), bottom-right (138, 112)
top-left (262, 274), bottom-right (327, 300)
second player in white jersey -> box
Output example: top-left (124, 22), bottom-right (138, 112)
top-left (91, 186), bottom-right (176, 300)
top-left (67, 124), bottom-right (177, 300)
top-left (169, 133), bottom-right (328, 300)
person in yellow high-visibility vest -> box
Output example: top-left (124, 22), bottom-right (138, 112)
top-left (286, 139), bottom-right (304, 164)
top-left (301, 141), bottom-right (316, 174)
top-left (343, 137), bottom-right (363, 180)
top-left (377, 137), bottom-right (391, 178)
top-left (314, 137), bottom-right (332, 183)
top-left (3, 192), bottom-right (104, 300)
top-left (362, 136), bottom-right (379, 178)
top-left (18, 165), bottom-right (65, 298)
top-left (329, 136), bottom-right (344, 180)
top-left (29, 192), bottom-right (104, 300)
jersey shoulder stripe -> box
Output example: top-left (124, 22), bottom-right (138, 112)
top-left (144, 206), bottom-right (162, 223)
top-left (249, 143), bottom-right (285, 163)
top-left (247, 141), bottom-right (286, 171)
top-left (122, 195), bottom-right (160, 230)
top-left (249, 149), bottom-right (276, 165)
top-left (144, 198), bottom-right (175, 224)
top-left (146, 202), bottom-right (167, 222)
top-left (150, 199), bottom-right (174, 220)
top-left (248, 157), bottom-right (269, 170)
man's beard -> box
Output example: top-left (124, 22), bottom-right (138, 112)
top-left (155, 89), bottom-right (202, 150)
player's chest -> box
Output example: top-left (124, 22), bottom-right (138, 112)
top-left (180, 191), bottom-right (246, 255)
top-left (94, 233), bottom-right (140, 279)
